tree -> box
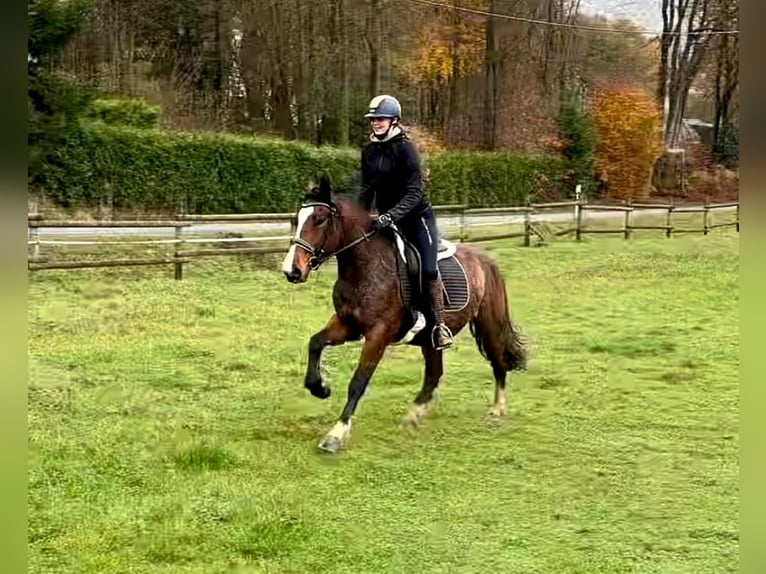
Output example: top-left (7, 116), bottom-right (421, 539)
top-left (711, 0), bottom-right (738, 166)
top-left (482, 0), bottom-right (499, 149)
top-left (28, 0), bottom-right (94, 192)
top-left (557, 82), bottom-right (596, 192)
top-left (657, 0), bottom-right (722, 147)
top-left (592, 86), bottom-right (663, 200)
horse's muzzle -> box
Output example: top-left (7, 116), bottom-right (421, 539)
top-left (284, 267), bottom-right (307, 283)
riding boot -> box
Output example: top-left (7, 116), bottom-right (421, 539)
top-left (428, 277), bottom-right (454, 350)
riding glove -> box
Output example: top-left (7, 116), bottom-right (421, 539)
top-left (375, 212), bottom-right (394, 230)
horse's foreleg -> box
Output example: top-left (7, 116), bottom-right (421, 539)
top-left (305, 314), bottom-right (353, 399)
top-left (403, 345), bottom-right (444, 427)
top-left (318, 323), bottom-right (390, 453)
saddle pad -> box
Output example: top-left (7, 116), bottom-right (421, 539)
top-left (396, 252), bottom-right (414, 309)
top-left (438, 256), bottom-right (470, 312)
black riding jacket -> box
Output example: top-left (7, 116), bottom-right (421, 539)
top-left (360, 132), bottom-right (431, 227)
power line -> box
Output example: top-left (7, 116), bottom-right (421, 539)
top-left (405, 0), bottom-right (739, 37)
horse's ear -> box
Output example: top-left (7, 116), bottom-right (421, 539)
top-left (304, 186), bottom-right (319, 201)
top-left (317, 173), bottom-right (332, 203)
top-left (304, 172), bottom-right (335, 207)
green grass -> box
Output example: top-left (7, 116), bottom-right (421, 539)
top-left (28, 230), bottom-right (739, 573)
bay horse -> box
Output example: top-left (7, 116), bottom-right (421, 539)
top-left (281, 175), bottom-right (527, 454)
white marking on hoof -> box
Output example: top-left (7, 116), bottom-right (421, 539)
top-left (489, 388), bottom-right (506, 418)
top-left (488, 404), bottom-right (506, 418)
top-left (403, 399), bottom-right (437, 427)
top-left (319, 420), bottom-right (351, 451)
top-left (403, 403), bottom-right (427, 427)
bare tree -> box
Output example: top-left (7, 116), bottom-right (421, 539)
top-left (51, 0), bottom-right (700, 154)
top-left (541, 0), bottom-right (581, 94)
top-left (658, 0), bottom-right (720, 147)
top-left (364, 0), bottom-right (382, 98)
top-left (482, 0), bottom-right (499, 149)
top-left (336, 0), bottom-right (350, 145)
top-left (711, 0), bottom-right (738, 161)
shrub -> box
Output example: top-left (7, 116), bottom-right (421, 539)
top-left (687, 167), bottom-right (739, 201)
top-left (86, 97), bottom-right (162, 129)
top-left (424, 151), bottom-right (567, 206)
top-left (40, 123), bottom-right (569, 214)
top-left (42, 124), bottom-right (359, 214)
top-left (591, 86), bottom-right (663, 200)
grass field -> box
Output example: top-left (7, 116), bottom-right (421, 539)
top-left (28, 230), bottom-right (739, 573)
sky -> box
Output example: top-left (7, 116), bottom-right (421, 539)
top-left (578, 0), bottom-right (663, 31)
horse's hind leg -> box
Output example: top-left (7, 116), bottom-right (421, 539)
top-left (488, 363), bottom-right (507, 418)
top-left (470, 316), bottom-right (517, 419)
top-left (403, 345), bottom-right (444, 428)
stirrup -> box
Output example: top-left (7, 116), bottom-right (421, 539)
top-left (431, 324), bottom-right (454, 350)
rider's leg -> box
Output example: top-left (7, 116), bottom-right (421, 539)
top-left (406, 211), bottom-right (454, 350)
top-left (421, 210), bottom-right (454, 349)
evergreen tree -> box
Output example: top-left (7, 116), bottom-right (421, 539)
top-left (28, 0), bottom-right (93, 192)
top-left (557, 84), bottom-right (597, 196)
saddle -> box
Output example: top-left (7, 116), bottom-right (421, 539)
top-left (387, 225), bottom-right (455, 300)
top-left (382, 225), bottom-right (469, 345)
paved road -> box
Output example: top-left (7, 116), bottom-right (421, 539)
top-left (32, 206), bottom-right (735, 238)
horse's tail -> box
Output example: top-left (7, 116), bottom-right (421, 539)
top-left (470, 256), bottom-right (527, 372)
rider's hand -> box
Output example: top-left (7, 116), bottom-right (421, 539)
top-left (374, 213), bottom-right (394, 230)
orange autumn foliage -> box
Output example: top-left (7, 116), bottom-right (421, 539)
top-left (399, 2), bottom-right (486, 87)
top-left (591, 86), bottom-right (663, 200)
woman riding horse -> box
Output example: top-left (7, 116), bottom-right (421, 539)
top-left (362, 94), bottom-right (454, 351)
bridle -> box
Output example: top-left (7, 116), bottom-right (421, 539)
top-left (291, 201), bottom-right (375, 270)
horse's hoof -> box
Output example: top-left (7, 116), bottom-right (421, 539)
top-left (402, 403), bottom-right (428, 428)
top-left (401, 414), bottom-right (421, 429)
top-left (487, 403), bottom-right (505, 419)
top-left (306, 382), bottom-right (331, 400)
top-left (318, 435), bottom-right (341, 454)
top-left (488, 406), bottom-right (506, 418)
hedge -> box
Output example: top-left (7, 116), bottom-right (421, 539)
top-left (85, 97), bottom-right (163, 130)
top-left (424, 150), bottom-right (568, 206)
top-left (38, 123), bottom-right (569, 213)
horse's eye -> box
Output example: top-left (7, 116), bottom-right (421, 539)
top-left (314, 215), bottom-right (328, 226)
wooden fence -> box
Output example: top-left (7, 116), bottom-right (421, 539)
top-left (27, 200), bottom-right (739, 277)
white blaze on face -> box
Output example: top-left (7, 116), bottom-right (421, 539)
top-left (282, 206), bottom-right (315, 274)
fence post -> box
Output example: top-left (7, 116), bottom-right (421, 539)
top-left (174, 223), bottom-right (184, 280)
top-left (736, 202), bottom-right (740, 232)
top-left (666, 199), bottom-right (674, 238)
top-left (575, 200), bottom-right (583, 241)
top-left (573, 184), bottom-right (581, 240)
top-left (523, 200), bottom-right (531, 247)
top-left (624, 199), bottom-right (631, 240)
top-left (29, 226), bottom-right (40, 260)
top-left (703, 200), bottom-right (709, 235)
top-left (459, 205), bottom-right (467, 243)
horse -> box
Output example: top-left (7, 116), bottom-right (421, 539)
top-left (281, 175), bottom-right (527, 454)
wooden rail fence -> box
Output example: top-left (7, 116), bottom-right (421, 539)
top-left (27, 200), bottom-right (739, 277)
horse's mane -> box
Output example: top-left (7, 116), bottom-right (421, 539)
top-left (327, 190), bottom-right (359, 204)
top-left (333, 192), bottom-right (366, 211)
top-left (333, 194), bottom-right (373, 231)
top-left (326, 171), bottom-right (366, 207)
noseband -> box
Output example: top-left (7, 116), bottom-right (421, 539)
top-left (292, 202), bottom-right (374, 270)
